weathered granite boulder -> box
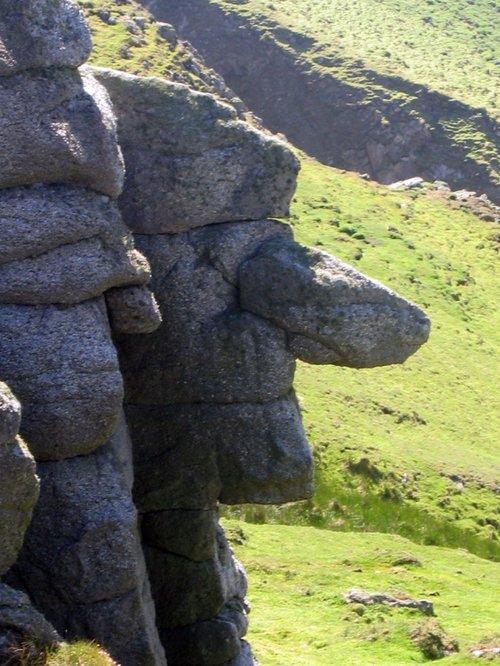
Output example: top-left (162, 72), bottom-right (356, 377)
top-left (0, 584), bottom-right (60, 662)
top-left (92, 67), bottom-right (299, 233)
top-left (160, 601), bottom-right (254, 666)
top-left (7, 413), bottom-right (166, 666)
top-left (240, 238), bottom-right (431, 367)
top-left (0, 236), bottom-right (150, 305)
top-left (0, 0), bottom-right (91, 75)
top-left (0, 299), bottom-right (123, 461)
top-left (0, 69), bottom-right (124, 197)
top-left (0, 185), bottom-right (127, 264)
top-left (0, 384), bottom-right (53, 662)
top-left (127, 396), bottom-right (312, 512)
top-left (118, 226), bottom-right (296, 405)
top-left (141, 509), bottom-right (218, 562)
top-left (105, 285), bottom-right (162, 335)
top-left (0, 383), bottom-right (39, 576)
top-left (145, 527), bottom-right (248, 664)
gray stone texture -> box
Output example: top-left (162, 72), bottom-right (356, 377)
top-left (141, 509), bottom-right (218, 561)
top-left (92, 67), bottom-right (300, 233)
top-left (239, 239), bottom-right (431, 367)
top-left (0, 584), bottom-right (60, 661)
top-left (0, 68), bottom-right (124, 197)
top-left (144, 527), bottom-right (247, 633)
top-left (0, 185), bottom-right (121, 265)
top-left (7, 413), bottom-right (166, 666)
top-left (225, 641), bottom-right (259, 666)
top-left (0, 186), bottom-right (150, 305)
top-left (118, 225), bottom-right (296, 405)
top-left (128, 396), bottom-right (312, 512)
top-left (105, 285), bottom-right (162, 335)
top-left (159, 602), bottom-right (252, 666)
top-left (0, 299), bottom-right (123, 460)
top-left (161, 619), bottom-right (241, 666)
top-left (0, 235), bottom-right (150, 305)
top-left (0, 383), bottom-right (39, 576)
top-left (0, 0), bottom-right (92, 75)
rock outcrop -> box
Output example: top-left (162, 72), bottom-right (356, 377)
top-left (0, 381), bottom-right (59, 660)
top-left (0, 3), bottom-right (165, 664)
top-left (0, 3), bottom-right (430, 666)
top-left (96, 67), bottom-right (429, 665)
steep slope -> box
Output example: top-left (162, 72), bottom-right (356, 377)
top-left (145, 0), bottom-right (500, 202)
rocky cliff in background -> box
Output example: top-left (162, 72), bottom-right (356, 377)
top-left (0, 2), bottom-right (430, 665)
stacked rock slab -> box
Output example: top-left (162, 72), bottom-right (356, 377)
top-left (0, 4), bottom-right (165, 665)
top-left (96, 68), bottom-right (430, 666)
top-left (0, 381), bottom-right (58, 662)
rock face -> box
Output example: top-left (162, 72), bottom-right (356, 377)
top-left (0, 0), bottom-right (92, 75)
top-left (0, 383), bottom-right (38, 577)
top-left (0, 3), bottom-right (430, 666)
top-left (92, 67), bottom-right (299, 234)
top-left (0, 69), bottom-right (124, 196)
top-left (240, 239), bottom-right (430, 367)
top-left (0, 382), bottom-right (58, 661)
top-left (0, 3), bottom-right (165, 664)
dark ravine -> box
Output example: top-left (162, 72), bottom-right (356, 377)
top-left (146, 0), bottom-right (500, 203)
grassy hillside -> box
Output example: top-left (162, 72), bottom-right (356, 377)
top-left (217, 0), bottom-right (499, 118)
top-left (224, 519), bottom-right (500, 665)
top-left (150, 0), bottom-right (499, 202)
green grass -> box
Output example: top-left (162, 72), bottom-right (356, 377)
top-left (216, 0), bottom-right (500, 118)
top-left (5, 641), bottom-right (116, 666)
top-left (293, 159), bottom-right (499, 553)
top-left (224, 519), bottom-right (500, 665)
top-left (45, 643), bottom-right (116, 666)
top-left (206, 0), bottom-right (499, 197)
top-left (79, 0), bottom-right (214, 91)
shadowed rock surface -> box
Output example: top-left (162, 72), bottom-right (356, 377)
top-left (0, 383), bottom-right (38, 577)
top-left (0, 382), bottom-right (58, 662)
top-left (0, 299), bottom-right (124, 461)
top-left (0, 2), bottom-right (165, 662)
top-left (7, 414), bottom-right (165, 666)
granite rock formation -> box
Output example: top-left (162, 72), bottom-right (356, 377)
top-left (97, 67), bottom-right (429, 665)
top-left (0, 381), bottom-right (60, 660)
top-left (0, 3), bottom-right (430, 666)
top-left (0, 3), bottom-right (165, 664)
